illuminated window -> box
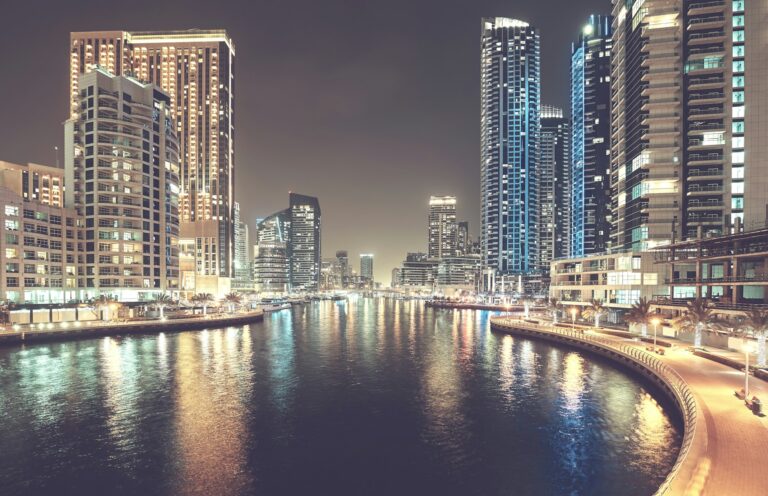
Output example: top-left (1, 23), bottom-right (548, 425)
top-left (733, 106), bottom-right (745, 118)
top-left (732, 197), bottom-right (744, 210)
top-left (4, 205), bottom-right (18, 216)
top-left (732, 151), bottom-right (745, 164)
top-left (732, 182), bottom-right (744, 194)
top-left (732, 167), bottom-right (744, 179)
top-left (732, 137), bottom-right (744, 149)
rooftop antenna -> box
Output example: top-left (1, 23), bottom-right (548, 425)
top-left (54, 146), bottom-right (60, 168)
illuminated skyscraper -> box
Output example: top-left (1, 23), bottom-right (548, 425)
top-left (481, 18), bottom-right (540, 283)
top-left (428, 196), bottom-right (457, 259)
top-left (70, 30), bottom-right (235, 296)
top-left (360, 253), bottom-right (374, 284)
top-left (571, 15), bottom-right (612, 257)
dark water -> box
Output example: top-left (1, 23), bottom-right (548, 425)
top-left (0, 298), bottom-right (681, 496)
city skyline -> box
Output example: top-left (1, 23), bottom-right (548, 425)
top-left (0, 0), bottom-right (607, 284)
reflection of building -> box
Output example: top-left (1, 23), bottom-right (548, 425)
top-left (70, 30), bottom-right (236, 295)
top-left (360, 253), bottom-right (374, 287)
top-left (428, 196), bottom-right (457, 259)
top-left (652, 224), bottom-right (768, 309)
top-left (481, 18), bottom-right (540, 283)
top-left (288, 193), bottom-right (321, 292)
top-left (570, 15), bottom-right (612, 257)
top-left (539, 105), bottom-right (570, 267)
top-left (64, 69), bottom-right (180, 301)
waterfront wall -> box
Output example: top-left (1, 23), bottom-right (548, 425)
top-left (490, 318), bottom-right (697, 496)
top-left (0, 311), bottom-right (264, 346)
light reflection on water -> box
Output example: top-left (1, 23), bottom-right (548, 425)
top-left (0, 298), bottom-right (681, 496)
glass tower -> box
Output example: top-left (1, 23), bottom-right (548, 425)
top-left (570, 15), bottom-right (613, 257)
top-left (480, 18), bottom-right (541, 281)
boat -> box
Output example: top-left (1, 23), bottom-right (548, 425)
top-left (258, 299), bottom-right (292, 313)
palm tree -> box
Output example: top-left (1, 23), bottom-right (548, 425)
top-left (152, 293), bottom-right (173, 319)
top-left (519, 297), bottom-right (534, 319)
top-left (624, 297), bottom-right (654, 337)
top-left (223, 292), bottom-right (242, 313)
top-left (547, 297), bottom-right (562, 324)
top-left (192, 293), bottom-right (214, 315)
top-left (582, 299), bottom-right (606, 328)
top-left (0, 299), bottom-right (12, 325)
top-left (673, 298), bottom-right (722, 348)
top-left (89, 294), bottom-right (119, 321)
top-left (737, 309), bottom-right (768, 368)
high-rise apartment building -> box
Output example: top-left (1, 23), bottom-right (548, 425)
top-left (0, 161), bottom-right (65, 208)
top-left (64, 69), bottom-right (180, 300)
top-left (70, 30), bottom-right (235, 296)
top-left (610, 1), bottom-right (768, 250)
top-left (288, 193), bottom-right (321, 292)
top-left (428, 196), bottom-right (457, 259)
top-left (481, 18), bottom-right (541, 281)
top-left (539, 105), bottom-right (571, 266)
top-left (571, 15), bottom-right (612, 257)
top-left (335, 250), bottom-right (350, 288)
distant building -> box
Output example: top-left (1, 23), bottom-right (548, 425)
top-left (571, 15), bottom-right (612, 257)
top-left (428, 196), bottom-right (457, 259)
top-left (360, 253), bottom-right (374, 287)
top-left (254, 210), bottom-right (290, 294)
top-left (390, 268), bottom-right (401, 288)
top-left (400, 252), bottom-right (437, 290)
top-left (456, 221), bottom-right (470, 256)
top-left (436, 255), bottom-right (482, 292)
top-left (481, 17), bottom-right (540, 285)
top-left (288, 193), bottom-right (321, 292)
top-left (64, 68), bottom-right (180, 301)
top-left (336, 250), bottom-right (350, 288)
top-left (539, 105), bottom-right (571, 268)
top-left (233, 202), bottom-right (252, 291)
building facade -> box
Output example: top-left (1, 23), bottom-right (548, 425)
top-left (571, 14), bottom-right (613, 257)
top-left (428, 196), bottom-right (457, 259)
top-left (0, 163), bottom-right (81, 304)
top-left (64, 69), bottom-right (180, 301)
top-left (539, 105), bottom-right (571, 266)
top-left (254, 209), bottom-right (290, 294)
top-left (70, 30), bottom-right (236, 296)
top-left (481, 18), bottom-right (541, 282)
top-left (232, 202), bottom-right (252, 290)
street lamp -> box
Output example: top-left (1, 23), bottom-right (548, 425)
top-left (651, 317), bottom-right (660, 353)
top-left (744, 340), bottom-right (755, 398)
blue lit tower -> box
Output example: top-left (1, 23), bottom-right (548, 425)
top-left (480, 18), bottom-right (541, 285)
top-left (570, 14), bottom-right (613, 257)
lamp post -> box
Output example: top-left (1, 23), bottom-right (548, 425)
top-left (651, 317), bottom-right (660, 353)
top-left (745, 341), bottom-right (753, 398)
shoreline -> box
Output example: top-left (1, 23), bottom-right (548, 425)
top-left (490, 318), bottom-right (694, 496)
top-left (0, 311), bottom-right (265, 346)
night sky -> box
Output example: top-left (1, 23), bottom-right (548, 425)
top-left (1, 0), bottom-right (607, 283)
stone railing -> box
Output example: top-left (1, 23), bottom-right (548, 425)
top-left (490, 317), bottom-right (698, 496)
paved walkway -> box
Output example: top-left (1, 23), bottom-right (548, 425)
top-left (492, 318), bottom-right (768, 496)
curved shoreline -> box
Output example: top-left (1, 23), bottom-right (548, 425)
top-left (491, 317), bottom-right (695, 496)
top-left (0, 311), bottom-right (265, 346)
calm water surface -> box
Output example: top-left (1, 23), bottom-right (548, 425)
top-left (0, 298), bottom-right (681, 496)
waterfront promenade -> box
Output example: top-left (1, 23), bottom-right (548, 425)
top-left (0, 310), bottom-right (264, 346)
top-left (491, 317), bottom-right (768, 496)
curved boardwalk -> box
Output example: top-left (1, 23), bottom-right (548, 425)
top-left (491, 317), bottom-right (768, 496)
